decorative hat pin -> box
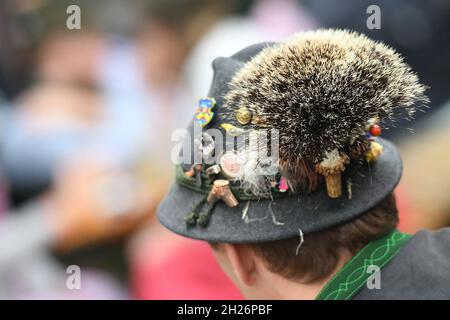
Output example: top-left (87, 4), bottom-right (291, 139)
top-left (221, 123), bottom-right (248, 136)
top-left (366, 118), bottom-right (384, 162)
top-left (315, 149), bottom-right (350, 198)
top-left (207, 180), bottom-right (239, 207)
top-left (195, 97), bottom-right (216, 127)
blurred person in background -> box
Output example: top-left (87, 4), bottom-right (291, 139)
top-left (1, 0), bottom-right (109, 204)
top-left (0, 0), bottom-right (158, 298)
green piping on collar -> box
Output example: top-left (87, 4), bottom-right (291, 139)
top-left (316, 229), bottom-right (411, 300)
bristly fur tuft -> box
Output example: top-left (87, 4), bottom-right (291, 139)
top-left (222, 29), bottom-right (428, 191)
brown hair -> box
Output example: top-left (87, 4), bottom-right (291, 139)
top-left (213, 193), bottom-right (399, 284)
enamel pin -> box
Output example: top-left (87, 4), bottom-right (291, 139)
top-left (195, 97), bottom-right (216, 127)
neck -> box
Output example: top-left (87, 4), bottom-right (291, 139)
top-left (261, 251), bottom-right (352, 300)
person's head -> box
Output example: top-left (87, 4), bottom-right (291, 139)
top-left (210, 193), bottom-right (398, 299)
top-left (157, 30), bottom-right (427, 299)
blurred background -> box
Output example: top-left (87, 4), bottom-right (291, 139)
top-left (0, 0), bottom-right (449, 299)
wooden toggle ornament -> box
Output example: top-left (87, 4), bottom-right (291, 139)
top-left (315, 149), bottom-right (350, 198)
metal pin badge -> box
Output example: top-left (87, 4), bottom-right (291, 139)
top-left (235, 106), bottom-right (252, 125)
top-left (195, 97), bottom-right (216, 127)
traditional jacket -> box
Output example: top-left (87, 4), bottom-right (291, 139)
top-left (316, 229), bottom-right (450, 300)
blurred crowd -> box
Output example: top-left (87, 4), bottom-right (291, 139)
top-left (0, 0), bottom-right (449, 299)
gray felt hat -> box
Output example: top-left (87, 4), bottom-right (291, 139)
top-left (158, 30), bottom-right (427, 243)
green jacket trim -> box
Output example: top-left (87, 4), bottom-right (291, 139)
top-left (316, 229), bottom-right (412, 300)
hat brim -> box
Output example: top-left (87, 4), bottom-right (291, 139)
top-left (158, 138), bottom-right (402, 244)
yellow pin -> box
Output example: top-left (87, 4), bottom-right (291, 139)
top-left (221, 123), bottom-right (247, 136)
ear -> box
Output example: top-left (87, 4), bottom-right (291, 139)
top-left (222, 244), bottom-right (257, 286)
